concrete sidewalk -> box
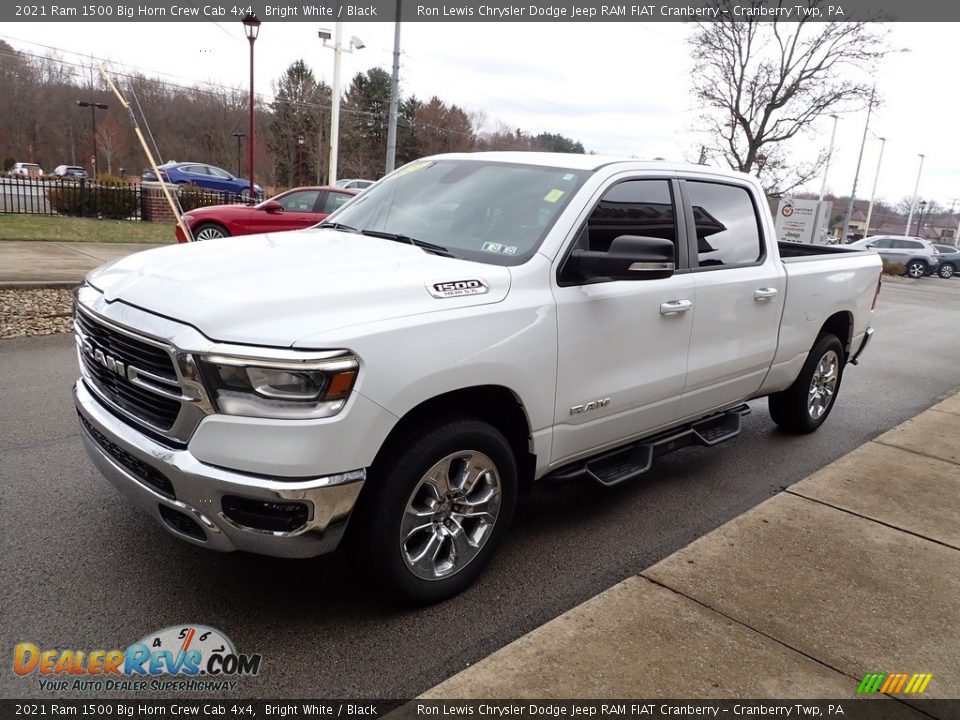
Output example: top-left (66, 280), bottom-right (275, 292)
top-left (0, 241), bottom-right (164, 287)
top-left (423, 394), bottom-right (960, 702)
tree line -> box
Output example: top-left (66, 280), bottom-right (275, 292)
top-left (0, 41), bottom-right (584, 189)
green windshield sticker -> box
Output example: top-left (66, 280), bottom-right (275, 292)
top-left (562, 173), bottom-right (576, 181)
top-left (544, 189), bottom-right (565, 203)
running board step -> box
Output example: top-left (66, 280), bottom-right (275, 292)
top-left (547, 404), bottom-right (750, 488)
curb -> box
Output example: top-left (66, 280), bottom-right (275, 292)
top-left (0, 281), bottom-right (82, 290)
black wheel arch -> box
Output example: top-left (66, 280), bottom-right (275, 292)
top-left (370, 385), bottom-right (536, 495)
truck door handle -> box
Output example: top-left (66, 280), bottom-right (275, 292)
top-left (660, 300), bottom-right (692, 315)
top-left (754, 288), bottom-right (779, 301)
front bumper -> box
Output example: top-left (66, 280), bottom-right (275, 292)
top-left (74, 379), bottom-right (365, 558)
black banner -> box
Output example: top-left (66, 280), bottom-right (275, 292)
top-left (3, 0), bottom-right (958, 23)
top-left (1, 699), bottom-right (956, 719)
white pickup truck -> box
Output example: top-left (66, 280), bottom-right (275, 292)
top-left (73, 153), bottom-right (881, 602)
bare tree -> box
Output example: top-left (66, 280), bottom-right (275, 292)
top-left (690, 0), bottom-right (890, 194)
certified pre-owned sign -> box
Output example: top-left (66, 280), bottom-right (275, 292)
top-left (427, 279), bottom-right (489, 299)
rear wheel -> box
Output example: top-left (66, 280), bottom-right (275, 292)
top-left (905, 260), bottom-right (927, 278)
top-left (769, 334), bottom-right (844, 434)
top-left (193, 223), bottom-right (229, 241)
top-left (350, 416), bottom-right (517, 604)
top-left (938, 263), bottom-right (955, 279)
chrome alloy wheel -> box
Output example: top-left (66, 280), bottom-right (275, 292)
top-left (195, 226), bottom-right (226, 240)
top-left (399, 451), bottom-right (502, 580)
top-left (808, 350), bottom-right (839, 420)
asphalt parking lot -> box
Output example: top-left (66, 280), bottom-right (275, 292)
top-left (2, 279), bottom-right (960, 699)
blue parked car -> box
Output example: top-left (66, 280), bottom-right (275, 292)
top-left (142, 162), bottom-right (263, 200)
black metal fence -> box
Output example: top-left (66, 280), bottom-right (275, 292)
top-left (0, 176), bottom-right (249, 220)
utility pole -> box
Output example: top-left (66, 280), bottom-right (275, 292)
top-left (840, 87), bottom-right (875, 244)
top-left (819, 115), bottom-right (839, 202)
top-left (863, 136), bottom-right (886, 237)
top-left (385, 0), bottom-right (402, 174)
top-left (904, 154), bottom-right (925, 236)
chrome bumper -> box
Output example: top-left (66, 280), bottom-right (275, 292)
top-left (74, 379), bottom-right (365, 558)
top-left (850, 326), bottom-right (874, 366)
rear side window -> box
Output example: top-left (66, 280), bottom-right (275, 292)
top-left (869, 238), bottom-right (892, 248)
top-left (687, 182), bottom-right (762, 269)
top-left (583, 180), bottom-right (676, 254)
top-left (891, 239), bottom-right (921, 249)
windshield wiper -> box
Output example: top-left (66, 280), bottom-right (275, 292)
top-left (317, 221), bottom-right (359, 233)
top-left (359, 230), bottom-right (453, 257)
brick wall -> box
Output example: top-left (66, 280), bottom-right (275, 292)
top-left (141, 181), bottom-right (178, 223)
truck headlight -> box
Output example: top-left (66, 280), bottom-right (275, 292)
top-left (197, 352), bottom-right (358, 419)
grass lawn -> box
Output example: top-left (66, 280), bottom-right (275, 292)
top-left (0, 215), bottom-right (175, 243)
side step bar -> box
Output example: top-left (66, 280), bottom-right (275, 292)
top-left (544, 404), bottom-right (751, 488)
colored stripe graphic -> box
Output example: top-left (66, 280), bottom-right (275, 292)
top-left (859, 672), bottom-right (932, 694)
top-left (857, 673), bottom-right (885, 694)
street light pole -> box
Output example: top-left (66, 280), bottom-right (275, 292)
top-left (242, 14), bottom-right (261, 202)
top-left (321, 25), bottom-right (364, 186)
top-left (298, 135), bottom-right (305, 186)
top-left (840, 85), bottom-right (875, 244)
top-left (385, 0), bottom-right (402, 174)
top-left (76, 100), bottom-right (108, 177)
top-left (818, 114), bottom-right (839, 202)
top-left (904, 154), bottom-right (925, 236)
top-left (232, 132), bottom-right (246, 177)
top-left (863, 136), bottom-right (886, 237)
top-left (915, 200), bottom-right (927, 237)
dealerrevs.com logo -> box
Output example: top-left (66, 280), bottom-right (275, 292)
top-left (13, 624), bottom-right (262, 693)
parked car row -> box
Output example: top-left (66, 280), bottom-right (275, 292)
top-left (8, 162), bottom-right (91, 179)
top-left (847, 235), bottom-right (958, 279)
top-left (143, 161), bottom-right (263, 200)
top-left (174, 185), bottom-right (358, 242)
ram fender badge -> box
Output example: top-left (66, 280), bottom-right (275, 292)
top-left (570, 398), bottom-right (611, 416)
top-left (427, 278), bottom-right (489, 299)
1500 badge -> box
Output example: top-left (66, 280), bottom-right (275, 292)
top-left (428, 279), bottom-right (489, 298)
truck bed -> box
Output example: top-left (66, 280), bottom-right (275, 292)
top-left (778, 241), bottom-right (866, 260)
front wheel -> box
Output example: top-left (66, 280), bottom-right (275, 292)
top-left (905, 260), bottom-right (928, 278)
top-left (193, 223), bottom-right (229, 241)
top-left (769, 334), bottom-right (844, 434)
top-left (938, 263), bottom-right (955, 279)
top-left (350, 416), bottom-right (517, 604)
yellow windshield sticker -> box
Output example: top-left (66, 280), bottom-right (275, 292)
top-left (544, 189), bottom-right (565, 203)
top-left (386, 160), bottom-right (434, 181)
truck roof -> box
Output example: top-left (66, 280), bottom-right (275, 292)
top-left (424, 151), bottom-right (751, 178)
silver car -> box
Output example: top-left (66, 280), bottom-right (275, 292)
top-left (932, 244), bottom-right (959, 279)
top-left (848, 235), bottom-right (940, 278)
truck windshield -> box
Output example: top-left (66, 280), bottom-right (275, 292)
top-left (322, 159), bottom-right (589, 265)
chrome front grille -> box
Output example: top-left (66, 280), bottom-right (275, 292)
top-left (75, 305), bottom-right (199, 440)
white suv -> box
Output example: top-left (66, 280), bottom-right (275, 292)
top-left (849, 236), bottom-right (940, 278)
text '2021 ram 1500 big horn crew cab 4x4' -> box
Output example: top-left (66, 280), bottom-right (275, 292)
top-left (73, 153), bottom-right (882, 603)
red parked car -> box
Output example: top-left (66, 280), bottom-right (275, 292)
top-left (175, 186), bottom-right (358, 243)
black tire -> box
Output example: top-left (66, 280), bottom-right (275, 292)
top-left (349, 416), bottom-right (517, 605)
top-left (193, 223), bottom-right (230, 241)
top-left (769, 334), bottom-right (845, 434)
top-left (905, 260), bottom-right (927, 279)
top-left (938, 263), bottom-right (955, 279)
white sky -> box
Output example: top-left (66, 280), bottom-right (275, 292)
top-left (4, 21), bottom-right (958, 208)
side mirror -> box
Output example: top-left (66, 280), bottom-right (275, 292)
top-left (261, 200), bottom-right (283, 213)
top-left (571, 235), bottom-right (675, 281)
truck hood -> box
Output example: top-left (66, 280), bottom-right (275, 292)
top-left (87, 229), bottom-right (511, 347)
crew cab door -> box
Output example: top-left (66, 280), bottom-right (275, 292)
top-left (676, 179), bottom-right (785, 419)
top-left (551, 177), bottom-right (695, 465)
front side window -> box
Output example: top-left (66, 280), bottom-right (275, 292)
top-left (325, 159), bottom-right (589, 265)
top-left (580, 180), bottom-right (676, 254)
top-left (687, 181), bottom-right (763, 268)
top-left (277, 190), bottom-right (321, 212)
